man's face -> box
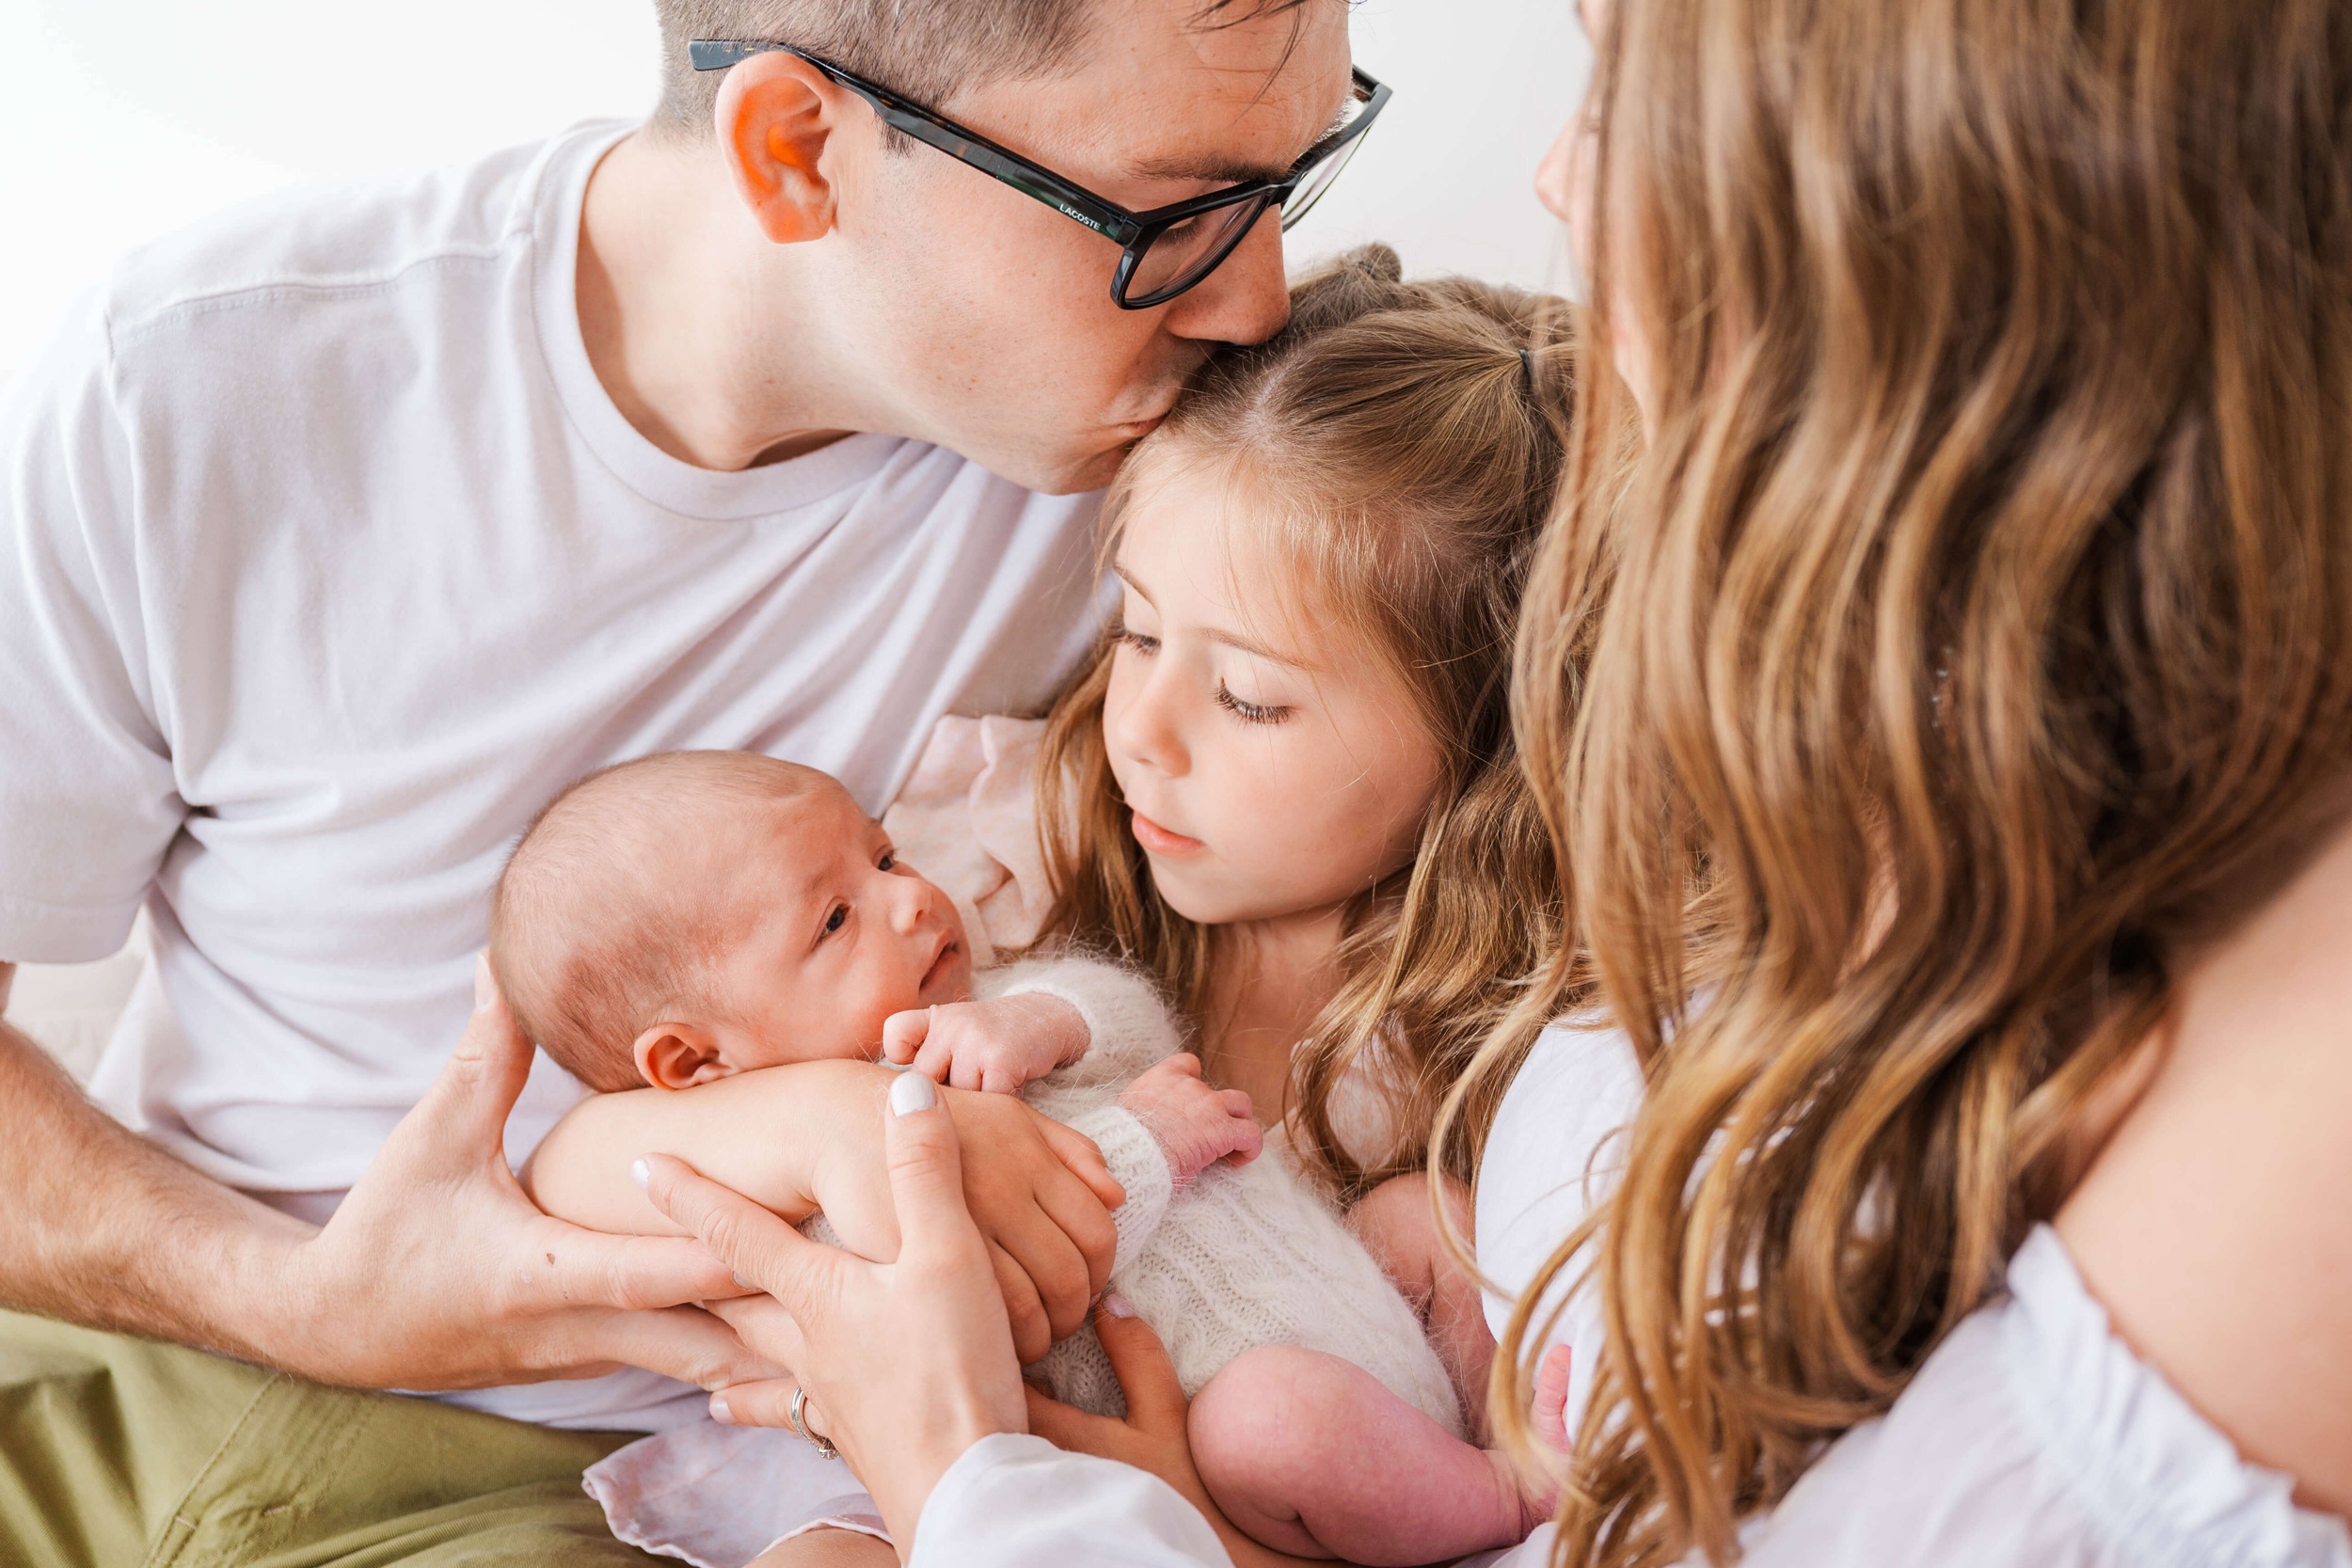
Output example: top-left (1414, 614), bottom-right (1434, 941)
top-left (819, 0), bottom-right (1355, 494)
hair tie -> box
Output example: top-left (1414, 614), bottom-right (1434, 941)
top-left (1518, 346), bottom-right (1537, 392)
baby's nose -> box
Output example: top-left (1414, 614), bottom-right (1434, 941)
top-left (889, 878), bottom-right (933, 933)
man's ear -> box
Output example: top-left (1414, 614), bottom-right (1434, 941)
top-left (633, 1022), bottom-right (738, 1091)
top-left (712, 49), bottom-right (849, 245)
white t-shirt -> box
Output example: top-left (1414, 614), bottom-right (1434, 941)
top-left (0, 120), bottom-right (1110, 1426)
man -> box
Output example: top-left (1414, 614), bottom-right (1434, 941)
top-left (0, 0), bottom-right (1365, 1560)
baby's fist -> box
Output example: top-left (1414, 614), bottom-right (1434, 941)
top-left (1118, 1053), bottom-right (1263, 1187)
top-left (881, 992), bottom-right (1090, 1095)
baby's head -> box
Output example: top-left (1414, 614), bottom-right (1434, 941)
top-left (489, 752), bottom-right (972, 1093)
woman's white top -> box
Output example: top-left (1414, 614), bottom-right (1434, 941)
top-left (910, 1020), bottom-right (2352, 1567)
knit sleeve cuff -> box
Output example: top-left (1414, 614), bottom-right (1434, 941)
top-left (987, 956), bottom-right (1180, 1087)
top-left (1051, 1102), bottom-right (1173, 1272)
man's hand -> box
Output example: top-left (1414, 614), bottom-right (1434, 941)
top-left (882, 991), bottom-right (1090, 1095)
top-left (276, 958), bottom-right (778, 1391)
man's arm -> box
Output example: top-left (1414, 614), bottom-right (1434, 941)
top-left (0, 957), bottom-right (776, 1393)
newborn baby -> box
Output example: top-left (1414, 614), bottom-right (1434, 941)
top-left (500, 752), bottom-right (1553, 1566)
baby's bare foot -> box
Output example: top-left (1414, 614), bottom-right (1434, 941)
top-left (1118, 1053), bottom-right (1263, 1186)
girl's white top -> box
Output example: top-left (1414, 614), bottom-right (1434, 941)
top-left (911, 1022), bottom-right (2352, 1568)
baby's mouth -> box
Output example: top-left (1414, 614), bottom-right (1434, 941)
top-left (920, 937), bottom-right (961, 992)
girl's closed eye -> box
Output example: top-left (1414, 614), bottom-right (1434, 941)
top-left (1216, 681), bottom-right (1291, 725)
top-left (1115, 622), bottom-right (1161, 657)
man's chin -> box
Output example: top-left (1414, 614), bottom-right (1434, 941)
top-left (945, 428), bottom-right (1147, 497)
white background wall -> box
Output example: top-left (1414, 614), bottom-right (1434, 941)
top-left (0, 0), bottom-right (1587, 386)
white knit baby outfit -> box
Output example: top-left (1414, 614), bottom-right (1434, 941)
top-left (584, 954), bottom-right (1458, 1567)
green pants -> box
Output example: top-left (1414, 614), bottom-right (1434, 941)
top-left (0, 1311), bottom-right (661, 1567)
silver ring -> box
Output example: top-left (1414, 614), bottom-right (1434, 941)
top-left (789, 1386), bottom-right (839, 1461)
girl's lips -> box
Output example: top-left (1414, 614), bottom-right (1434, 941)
top-left (1129, 809), bottom-right (1204, 856)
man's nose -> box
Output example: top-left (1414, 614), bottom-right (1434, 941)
top-left (1161, 208), bottom-right (1292, 348)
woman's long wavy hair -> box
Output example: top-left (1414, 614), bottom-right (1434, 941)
top-left (1500, 2), bottom-right (2352, 1563)
top-left (1038, 245), bottom-right (1580, 1196)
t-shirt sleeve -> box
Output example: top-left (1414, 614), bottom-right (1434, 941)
top-left (0, 292), bottom-right (185, 961)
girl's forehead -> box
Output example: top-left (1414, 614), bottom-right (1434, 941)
top-left (1116, 460), bottom-right (1332, 670)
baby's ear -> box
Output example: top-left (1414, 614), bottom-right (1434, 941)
top-left (633, 1022), bottom-right (736, 1091)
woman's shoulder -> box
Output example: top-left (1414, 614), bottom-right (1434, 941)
top-left (1733, 1226), bottom-right (2352, 1568)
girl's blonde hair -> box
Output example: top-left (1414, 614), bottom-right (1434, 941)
top-left (1503, 3), bottom-right (2352, 1563)
top-left (1039, 245), bottom-right (1579, 1195)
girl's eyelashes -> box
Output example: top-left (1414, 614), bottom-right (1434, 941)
top-left (1216, 681), bottom-right (1292, 725)
top-left (1114, 624), bottom-right (1161, 657)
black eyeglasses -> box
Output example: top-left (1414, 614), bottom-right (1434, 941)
top-left (690, 40), bottom-right (1391, 310)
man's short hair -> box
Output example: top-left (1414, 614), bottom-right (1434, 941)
top-left (648, 0), bottom-right (1311, 143)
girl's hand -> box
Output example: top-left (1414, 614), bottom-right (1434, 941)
top-left (1025, 1300), bottom-right (1333, 1568)
top-left (635, 1071), bottom-right (1029, 1548)
top-left (882, 993), bottom-right (1092, 1095)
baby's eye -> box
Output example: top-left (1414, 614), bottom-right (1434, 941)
top-left (822, 903), bottom-right (850, 937)
top-left (878, 850), bottom-right (897, 872)
top-left (1114, 623), bottom-right (1161, 657)
top-left (1216, 681), bottom-right (1292, 726)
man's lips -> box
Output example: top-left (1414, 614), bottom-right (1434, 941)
top-left (1129, 809), bottom-right (1204, 856)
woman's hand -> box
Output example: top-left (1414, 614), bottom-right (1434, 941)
top-left (1026, 1302), bottom-right (1333, 1568)
top-left (636, 1071), bottom-right (1029, 1547)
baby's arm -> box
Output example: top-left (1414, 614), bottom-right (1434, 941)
top-left (525, 1058), bottom-right (1126, 1367)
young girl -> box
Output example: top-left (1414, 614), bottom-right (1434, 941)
top-left (531, 245), bottom-right (1581, 1566)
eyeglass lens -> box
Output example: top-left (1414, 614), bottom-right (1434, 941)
top-left (1124, 194), bottom-right (1279, 305)
top-left (1119, 113), bottom-right (1375, 306)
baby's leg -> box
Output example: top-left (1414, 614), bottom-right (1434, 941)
top-left (1190, 1345), bottom-right (1538, 1565)
top-left (1347, 1173), bottom-right (1497, 1434)
top-left (747, 1527), bottom-right (895, 1567)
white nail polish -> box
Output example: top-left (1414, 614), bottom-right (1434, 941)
top-left (473, 954), bottom-right (495, 1013)
top-left (630, 1158), bottom-right (651, 1191)
top-left (889, 1071), bottom-right (938, 1117)
top-left (1101, 1292), bottom-right (1137, 1321)
top-left (710, 1392), bottom-right (734, 1425)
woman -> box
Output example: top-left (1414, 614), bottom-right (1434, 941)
top-left (643, 0), bottom-right (2352, 1561)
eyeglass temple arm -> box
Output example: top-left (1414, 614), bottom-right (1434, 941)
top-left (687, 40), bottom-right (1142, 244)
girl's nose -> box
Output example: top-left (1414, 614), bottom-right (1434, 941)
top-left (1106, 665), bottom-right (1189, 779)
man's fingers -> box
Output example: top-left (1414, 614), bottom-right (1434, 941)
top-left (537, 1222), bottom-right (750, 1311)
top-left (635, 1153), bottom-right (832, 1320)
top-left (1092, 1297), bottom-right (1190, 1430)
top-left (1035, 1117), bottom-right (1125, 1211)
top-left (576, 1304), bottom-right (787, 1390)
top-left (417, 956), bottom-right (537, 1147)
